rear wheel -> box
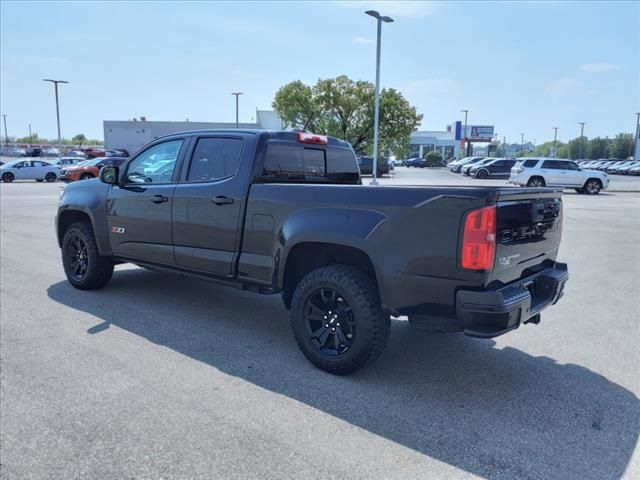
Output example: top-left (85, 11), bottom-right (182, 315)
top-left (62, 222), bottom-right (114, 290)
top-left (527, 176), bottom-right (546, 187)
top-left (583, 178), bottom-right (602, 195)
top-left (476, 169), bottom-right (488, 179)
top-left (45, 172), bottom-right (57, 182)
top-left (2, 172), bottom-right (14, 183)
top-left (290, 265), bottom-right (390, 375)
top-left (80, 173), bottom-right (94, 180)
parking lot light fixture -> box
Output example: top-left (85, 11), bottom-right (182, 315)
top-left (578, 122), bottom-right (586, 160)
top-left (43, 79), bottom-right (69, 144)
top-left (553, 127), bottom-right (558, 157)
top-left (231, 92), bottom-right (243, 128)
top-left (520, 133), bottom-right (525, 156)
top-left (460, 109), bottom-right (469, 157)
top-left (2, 114), bottom-right (7, 146)
top-left (634, 113), bottom-right (640, 160)
top-left (365, 9), bottom-right (393, 185)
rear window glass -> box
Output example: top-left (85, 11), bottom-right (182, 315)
top-left (262, 143), bottom-right (359, 183)
top-left (523, 160), bottom-right (538, 168)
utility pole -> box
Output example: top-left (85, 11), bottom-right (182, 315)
top-left (1, 114), bottom-right (7, 145)
top-left (365, 9), bottom-right (394, 185)
top-left (231, 92), bottom-right (243, 128)
top-left (578, 122), bottom-right (586, 160)
top-left (634, 113), bottom-right (640, 160)
top-left (503, 136), bottom-right (507, 157)
top-left (552, 127), bottom-right (558, 157)
top-left (43, 79), bottom-right (69, 144)
top-left (29, 124), bottom-right (33, 146)
top-left (461, 109), bottom-right (469, 158)
top-left (520, 132), bottom-right (525, 156)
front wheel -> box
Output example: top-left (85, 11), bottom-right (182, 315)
top-left (62, 222), bottom-right (114, 290)
top-left (583, 179), bottom-right (602, 195)
top-left (2, 172), bottom-right (14, 183)
top-left (290, 265), bottom-right (390, 375)
top-left (45, 172), bottom-right (57, 182)
top-left (80, 173), bottom-right (94, 180)
top-left (476, 169), bottom-right (488, 179)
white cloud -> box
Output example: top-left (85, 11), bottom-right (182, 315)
top-left (579, 63), bottom-right (621, 73)
top-left (338, 1), bottom-right (437, 18)
top-left (353, 36), bottom-right (376, 45)
top-left (547, 77), bottom-right (578, 94)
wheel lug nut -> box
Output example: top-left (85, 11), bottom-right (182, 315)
top-left (325, 324), bottom-right (329, 328)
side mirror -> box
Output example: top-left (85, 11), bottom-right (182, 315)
top-left (100, 166), bottom-right (119, 185)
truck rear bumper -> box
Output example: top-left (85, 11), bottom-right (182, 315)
top-left (456, 262), bottom-right (568, 338)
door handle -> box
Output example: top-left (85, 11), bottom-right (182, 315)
top-left (212, 196), bottom-right (234, 205)
top-left (150, 194), bottom-right (169, 204)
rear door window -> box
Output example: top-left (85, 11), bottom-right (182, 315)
top-left (542, 160), bottom-right (563, 169)
top-left (523, 160), bottom-right (538, 168)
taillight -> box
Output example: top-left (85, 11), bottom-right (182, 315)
top-left (298, 132), bottom-right (328, 145)
top-left (461, 206), bottom-right (496, 271)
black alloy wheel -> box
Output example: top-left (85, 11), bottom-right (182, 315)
top-left (304, 288), bottom-right (355, 356)
top-left (66, 234), bottom-right (89, 281)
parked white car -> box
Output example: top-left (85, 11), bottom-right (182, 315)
top-left (509, 158), bottom-right (609, 194)
top-left (0, 159), bottom-right (60, 183)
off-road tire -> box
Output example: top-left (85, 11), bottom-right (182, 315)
top-left (290, 265), bottom-right (390, 375)
top-left (62, 221), bottom-right (114, 290)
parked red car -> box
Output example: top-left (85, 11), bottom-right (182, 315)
top-left (59, 157), bottom-right (126, 182)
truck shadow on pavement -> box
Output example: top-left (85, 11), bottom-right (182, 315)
top-left (47, 268), bottom-right (639, 480)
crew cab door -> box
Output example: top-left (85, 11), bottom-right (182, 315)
top-left (106, 138), bottom-right (186, 265)
top-left (540, 160), bottom-right (563, 185)
top-left (171, 135), bottom-right (249, 276)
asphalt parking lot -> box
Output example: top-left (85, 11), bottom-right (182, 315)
top-left (1, 173), bottom-right (639, 479)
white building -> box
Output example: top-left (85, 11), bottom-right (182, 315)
top-left (104, 109), bottom-right (284, 155)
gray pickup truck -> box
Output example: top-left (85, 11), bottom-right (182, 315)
top-left (56, 130), bottom-right (568, 374)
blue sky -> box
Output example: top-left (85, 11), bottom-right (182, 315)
top-left (1, 1), bottom-right (638, 144)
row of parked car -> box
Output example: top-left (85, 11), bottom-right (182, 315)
top-left (0, 146), bottom-right (127, 159)
top-left (575, 159), bottom-right (640, 175)
top-left (447, 156), bottom-right (612, 194)
top-left (0, 155), bottom-right (128, 183)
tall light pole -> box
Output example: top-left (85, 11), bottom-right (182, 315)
top-left (634, 112), bottom-right (640, 160)
top-left (43, 79), bottom-right (69, 144)
top-left (461, 109), bottom-right (469, 158)
top-left (1, 114), bottom-right (7, 145)
top-left (503, 136), bottom-right (507, 157)
top-left (231, 92), bottom-right (243, 128)
top-left (365, 9), bottom-right (393, 185)
top-left (29, 123), bottom-right (33, 146)
top-left (578, 122), bottom-right (586, 160)
top-left (552, 127), bottom-right (558, 157)
top-left (520, 132), bottom-right (525, 156)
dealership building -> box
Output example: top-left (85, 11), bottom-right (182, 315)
top-left (104, 110), bottom-right (284, 155)
top-left (105, 111), bottom-right (495, 161)
top-left (409, 122), bottom-right (495, 160)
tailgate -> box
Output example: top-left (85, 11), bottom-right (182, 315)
top-left (492, 188), bottom-right (563, 283)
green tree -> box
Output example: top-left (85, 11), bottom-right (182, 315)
top-left (72, 133), bottom-right (87, 147)
top-left (273, 75), bottom-right (422, 155)
top-left (567, 137), bottom-right (588, 159)
top-left (609, 133), bottom-right (634, 159)
top-left (424, 150), bottom-right (443, 166)
top-left (587, 137), bottom-right (609, 159)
